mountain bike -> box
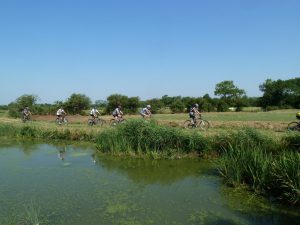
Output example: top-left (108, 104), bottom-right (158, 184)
top-left (56, 116), bottom-right (68, 125)
top-left (109, 117), bottom-right (127, 126)
top-left (184, 116), bottom-right (210, 130)
top-left (88, 117), bottom-right (106, 126)
top-left (22, 114), bottom-right (31, 123)
top-left (287, 121), bottom-right (300, 131)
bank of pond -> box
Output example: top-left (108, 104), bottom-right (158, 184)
top-left (0, 120), bottom-right (299, 209)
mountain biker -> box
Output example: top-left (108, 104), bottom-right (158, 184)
top-left (22, 107), bottom-right (31, 120)
top-left (112, 105), bottom-right (123, 121)
top-left (90, 107), bottom-right (100, 120)
top-left (140, 105), bottom-right (152, 119)
top-left (56, 107), bottom-right (66, 121)
top-left (189, 103), bottom-right (201, 127)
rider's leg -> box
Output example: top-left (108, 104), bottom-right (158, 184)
top-left (191, 116), bottom-right (196, 127)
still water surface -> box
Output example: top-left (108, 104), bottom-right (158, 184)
top-left (0, 139), bottom-right (298, 225)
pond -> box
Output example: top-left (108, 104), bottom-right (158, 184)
top-left (0, 139), bottom-right (299, 225)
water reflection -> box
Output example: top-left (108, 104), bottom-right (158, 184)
top-left (58, 147), bottom-right (66, 161)
top-left (94, 154), bottom-right (213, 185)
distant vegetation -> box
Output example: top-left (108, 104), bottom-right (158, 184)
top-left (5, 77), bottom-right (300, 117)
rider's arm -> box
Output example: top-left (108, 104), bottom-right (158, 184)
top-left (196, 109), bottom-right (202, 117)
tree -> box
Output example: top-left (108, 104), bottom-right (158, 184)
top-left (8, 94), bottom-right (39, 117)
top-left (170, 99), bottom-right (186, 113)
top-left (64, 93), bottom-right (91, 114)
top-left (259, 78), bottom-right (300, 109)
top-left (94, 100), bottom-right (108, 108)
top-left (106, 94), bottom-right (140, 114)
top-left (145, 98), bottom-right (164, 114)
top-left (215, 80), bottom-right (245, 103)
top-left (127, 97), bottom-right (140, 114)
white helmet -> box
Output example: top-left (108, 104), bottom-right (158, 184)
top-left (146, 105), bottom-right (151, 109)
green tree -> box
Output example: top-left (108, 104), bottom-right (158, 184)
top-left (170, 99), bottom-right (186, 113)
top-left (106, 94), bottom-right (140, 114)
top-left (94, 100), bottom-right (108, 108)
top-left (145, 98), bottom-right (164, 114)
top-left (259, 78), bottom-right (300, 109)
top-left (8, 94), bottom-right (39, 117)
top-left (216, 99), bottom-right (229, 112)
top-left (127, 97), bottom-right (140, 114)
top-left (215, 80), bottom-right (245, 103)
top-left (64, 93), bottom-right (91, 114)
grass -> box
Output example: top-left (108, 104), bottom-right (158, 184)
top-left (152, 109), bottom-right (299, 122)
top-left (218, 144), bottom-right (300, 206)
top-left (95, 119), bottom-right (207, 156)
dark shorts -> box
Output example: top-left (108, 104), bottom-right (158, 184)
top-left (189, 113), bottom-right (195, 119)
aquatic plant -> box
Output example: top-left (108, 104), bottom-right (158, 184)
top-left (272, 152), bottom-right (300, 205)
top-left (95, 119), bottom-right (207, 154)
top-left (218, 143), bottom-right (300, 206)
top-left (19, 201), bottom-right (43, 225)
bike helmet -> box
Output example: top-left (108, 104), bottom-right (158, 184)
top-left (195, 103), bottom-right (199, 108)
top-left (146, 105), bottom-right (151, 109)
top-left (296, 111), bottom-right (300, 120)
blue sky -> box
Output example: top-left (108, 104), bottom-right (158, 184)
top-left (0, 0), bottom-right (299, 104)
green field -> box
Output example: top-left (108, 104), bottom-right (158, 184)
top-left (153, 109), bottom-right (299, 122)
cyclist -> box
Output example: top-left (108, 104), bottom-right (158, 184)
top-left (90, 107), bottom-right (100, 120)
top-left (112, 105), bottom-right (123, 121)
top-left (140, 105), bottom-right (152, 119)
top-left (22, 106), bottom-right (31, 121)
top-left (189, 103), bottom-right (201, 127)
top-left (56, 107), bottom-right (66, 121)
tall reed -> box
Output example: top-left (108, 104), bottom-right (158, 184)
top-left (95, 120), bottom-right (207, 154)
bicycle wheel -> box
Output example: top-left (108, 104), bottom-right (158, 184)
top-left (110, 119), bottom-right (118, 126)
top-left (63, 118), bottom-right (68, 125)
top-left (98, 119), bottom-right (106, 126)
top-left (56, 118), bottom-right (62, 125)
top-left (22, 115), bottom-right (27, 123)
top-left (184, 120), bottom-right (194, 129)
top-left (88, 119), bottom-right (94, 126)
top-left (119, 119), bottom-right (127, 124)
top-left (287, 122), bottom-right (300, 131)
top-left (198, 120), bottom-right (210, 130)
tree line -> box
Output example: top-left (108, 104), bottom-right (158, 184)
top-left (5, 78), bottom-right (300, 117)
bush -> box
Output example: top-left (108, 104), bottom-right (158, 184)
top-left (216, 100), bottom-right (229, 112)
top-left (170, 100), bottom-right (186, 113)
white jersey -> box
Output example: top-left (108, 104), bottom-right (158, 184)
top-left (90, 109), bottom-right (99, 116)
top-left (112, 108), bottom-right (122, 116)
top-left (141, 107), bottom-right (150, 115)
top-left (56, 109), bottom-right (65, 116)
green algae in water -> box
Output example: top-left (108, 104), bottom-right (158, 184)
top-left (0, 140), bottom-right (299, 225)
